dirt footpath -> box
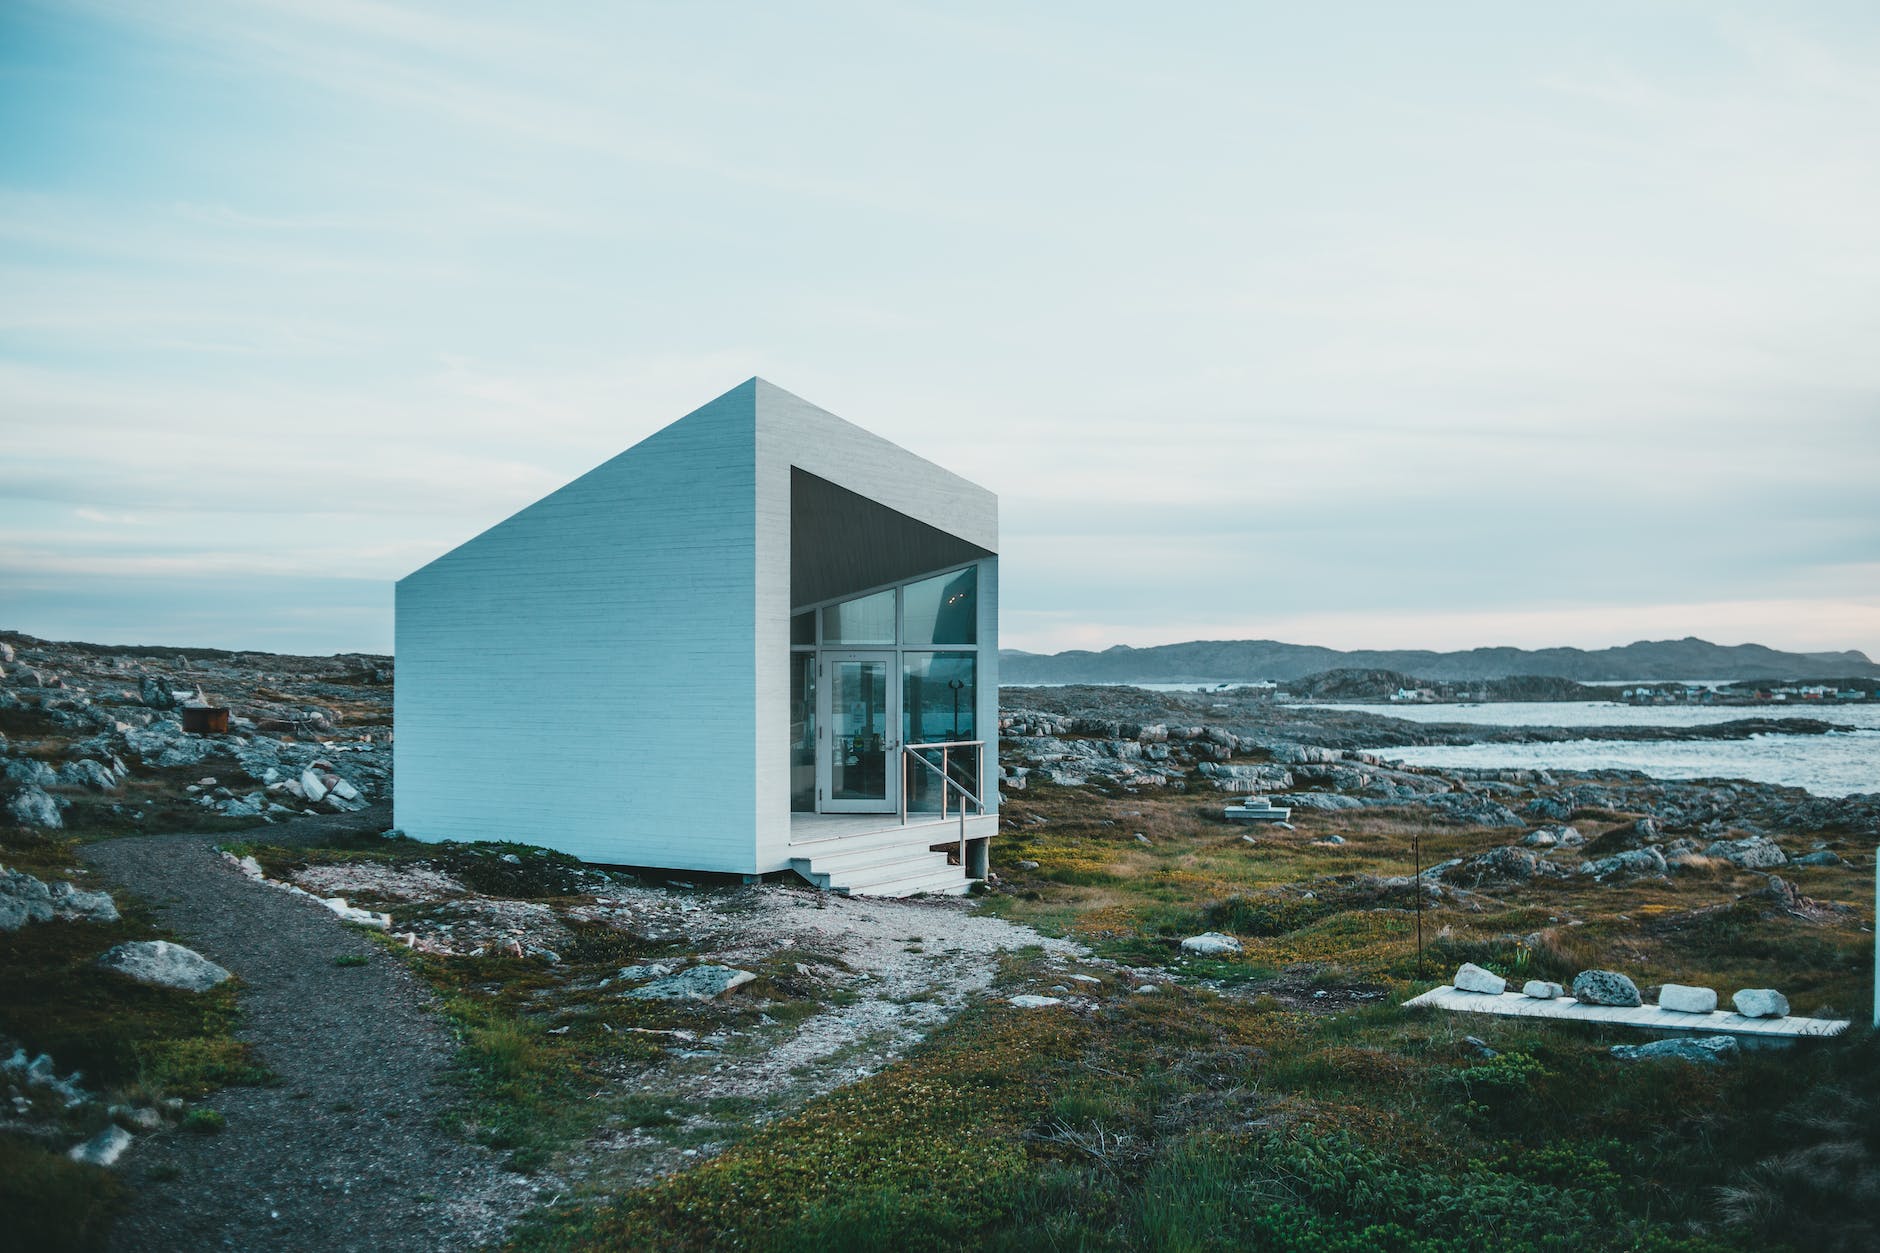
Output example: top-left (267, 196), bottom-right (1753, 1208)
top-left (81, 820), bottom-right (541, 1253)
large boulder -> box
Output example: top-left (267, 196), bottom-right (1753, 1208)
top-left (5, 785), bottom-right (65, 829)
top-left (1523, 795), bottom-right (1573, 821)
top-left (1732, 988), bottom-right (1790, 1019)
top-left (1273, 792), bottom-right (1366, 812)
top-left (625, 964), bottom-right (755, 1001)
top-left (0, 867), bottom-right (118, 929)
top-left (97, 941), bottom-right (232, 992)
top-left (1578, 846), bottom-right (1668, 881)
top-left (1180, 932), bottom-right (1242, 957)
top-left (1611, 1036), bottom-right (1738, 1065)
top-left (4, 758), bottom-right (58, 788)
top-left (57, 759), bottom-right (120, 791)
top-left (1573, 969), bottom-right (1643, 1007)
top-left (139, 675), bottom-right (176, 709)
top-left (1703, 836), bottom-right (1788, 869)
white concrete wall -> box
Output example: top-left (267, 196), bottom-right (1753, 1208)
top-left (396, 383), bottom-right (760, 871)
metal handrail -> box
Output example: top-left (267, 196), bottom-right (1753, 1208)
top-left (900, 739), bottom-right (985, 869)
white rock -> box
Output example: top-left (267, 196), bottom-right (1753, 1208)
top-left (1522, 980), bottom-right (1563, 1000)
top-left (1453, 962), bottom-right (1507, 995)
top-left (1733, 988), bottom-right (1790, 1019)
top-left (68, 1125), bottom-right (133, 1168)
top-left (1133, 984), bottom-right (1160, 994)
top-left (1180, 932), bottom-right (1242, 957)
top-left (97, 940), bottom-right (232, 992)
top-left (1658, 984), bottom-right (1719, 1014)
top-left (298, 768), bottom-right (327, 803)
top-left (1068, 973), bottom-right (1102, 985)
top-left (329, 778), bottom-right (361, 802)
top-left (1008, 994), bottom-right (1063, 1008)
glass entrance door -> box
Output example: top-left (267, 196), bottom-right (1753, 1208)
top-left (820, 651), bottom-right (898, 813)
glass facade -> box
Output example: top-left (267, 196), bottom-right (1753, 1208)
top-left (903, 651), bottom-right (977, 812)
top-left (794, 563), bottom-right (984, 817)
top-left (823, 588), bottom-right (895, 644)
top-left (789, 652), bottom-right (816, 812)
top-left (901, 567), bottom-right (976, 645)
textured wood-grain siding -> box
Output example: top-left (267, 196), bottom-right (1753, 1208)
top-left (396, 383), bottom-right (760, 870)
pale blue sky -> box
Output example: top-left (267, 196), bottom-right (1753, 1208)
top-left (2, 1), bottom-right (1877, 656)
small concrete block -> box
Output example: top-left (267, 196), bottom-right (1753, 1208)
top-left (1657, 984), bottom-right (1719, 1014)
top-left (1733, 988), bottom-right (1790, 1018)
top-left (1522, 980), bottom-right (1563, 1000)
top-left (1453, 963), bottom-right (1506, 995)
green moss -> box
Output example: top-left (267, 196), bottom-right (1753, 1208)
top-left (0, 1135), bottom-right (122, 1253)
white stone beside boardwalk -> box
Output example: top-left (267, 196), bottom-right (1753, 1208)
top-left (1404, 985), bottom-right (1848, 1039)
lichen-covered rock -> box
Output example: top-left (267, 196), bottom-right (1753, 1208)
top-left (5, 782), bottom-right (65, 827)
top-left (1572, 969), bottom-right (1642, 1007)
top-left (1453, 962), bottom-right (1506, 995)
top-left (1732, 988), bottom-right (1790, 1019)
top-left (1611, 1036), bottom-right (1738, 1065)
top-left (626, 964), bottom-right (755, 1001)
top-left (1180, 932), bottom-right (1242, 957)
top-left (0, 867), bottom-right (117, 929)
top-left (1703, 836), bottom-right (1788, 869)
top-left (57, 758), bottom-right (120, 791)
top-left (1008, 994), bottom-right (1063, 1008)
top-left (97, 940), bottom-right (232, 992)
top-left (1578, 846), bottom-right (1668, 881)
top-left (1657, 984), bottom-right (1719, 1014)
top-left (4, 758), bottom-right (58, 788)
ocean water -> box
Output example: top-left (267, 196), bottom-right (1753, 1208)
top-left (1302, 700), bottom-right (1880, 731)
top-left (1323, 700), bottom-right (1880, 798)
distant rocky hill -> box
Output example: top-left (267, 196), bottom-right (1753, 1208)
top-left (999, 636), bottom-right (1880, 685)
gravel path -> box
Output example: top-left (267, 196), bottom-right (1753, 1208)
top-left (79, 811), bottom-right (541, 1253)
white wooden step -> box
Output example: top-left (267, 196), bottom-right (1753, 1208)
top-left (843, 864), bottom-right (975, 898)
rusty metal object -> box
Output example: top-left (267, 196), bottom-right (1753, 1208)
top-left (181, 706), bottom-right (230, 735)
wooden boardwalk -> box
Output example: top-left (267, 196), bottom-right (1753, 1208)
top-left (1403, 985), bottom-right (1850, 1039)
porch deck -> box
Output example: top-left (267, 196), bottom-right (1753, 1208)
top-left (785, 810), bottom-right (997, 897)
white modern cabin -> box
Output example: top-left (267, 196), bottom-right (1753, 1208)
top-left (394, 379), bottom-right (998, 896)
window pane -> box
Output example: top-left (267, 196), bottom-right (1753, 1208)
top-left (903, 652), bottom-right (977, 812)
top-left (823, 589), bottom-right (895, 644)
top-left (791, 611), bottom-right (815, 646)
top-left (902, 567), bottom-right (976, 645)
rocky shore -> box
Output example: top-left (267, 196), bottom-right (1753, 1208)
top-left (999, 685), bottom-right (1880, 839)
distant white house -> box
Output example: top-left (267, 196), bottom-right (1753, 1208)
top-left (394, 379), bottom-right (999, 896)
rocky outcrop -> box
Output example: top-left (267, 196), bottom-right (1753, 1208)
top-left (4, 784), bottom-right (65, 829)
top-left (0, 865), bottom-right (120, 930)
